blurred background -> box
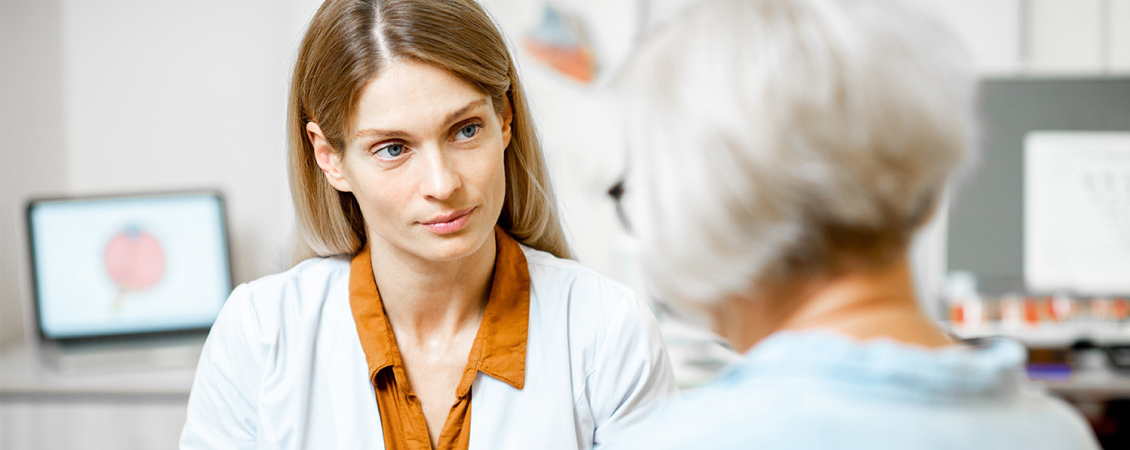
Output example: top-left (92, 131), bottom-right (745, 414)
top-left (1, 0), bottom-right (1128, 448)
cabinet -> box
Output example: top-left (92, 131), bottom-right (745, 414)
top-left (0, 343), bottom-right (196, 450)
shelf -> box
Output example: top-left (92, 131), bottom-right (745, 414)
top-left (949, 323), bottom-right (1130, 347)
top-left (0, 342), bottom-right (199, 398)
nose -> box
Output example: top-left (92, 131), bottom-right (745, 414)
top-left (420, 147), bottom-right (461, 201)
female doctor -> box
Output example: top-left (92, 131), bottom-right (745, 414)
top-left (180, 0), bottom-right (676, 448)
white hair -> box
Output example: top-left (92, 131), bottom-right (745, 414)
top-left (617, 0), bottom-right (976, 305)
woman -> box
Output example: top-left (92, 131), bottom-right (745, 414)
top-left (181, 0), bottom-right (675, 448)
top-left (608, 0), bottom-right (1099, 448)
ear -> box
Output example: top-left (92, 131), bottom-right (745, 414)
top-left (499, 98), bottom-right (513, 150)
top-left (307, 122), bottom-right (352, 192)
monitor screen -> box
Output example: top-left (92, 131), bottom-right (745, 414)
top-left (27, 192), bottom-right (232, 341)
top-left (1024, 132), bottom-right (1130, 295)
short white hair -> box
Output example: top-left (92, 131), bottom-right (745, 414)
top-left (617, 0), bottom-right (976, 305)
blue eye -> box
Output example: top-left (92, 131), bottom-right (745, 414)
top-left (375, 143), bottom-right (405, 159)
top-left (456, 123), bottom-right (481, 140)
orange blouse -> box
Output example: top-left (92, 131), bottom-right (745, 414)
top-left (348, 228), bottom-right (530, 450)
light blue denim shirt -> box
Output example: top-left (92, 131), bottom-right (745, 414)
top-left (609, 331), bottom-right (1099, 449)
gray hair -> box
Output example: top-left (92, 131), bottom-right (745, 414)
top-left (617, 0), bottom-right (976, 305)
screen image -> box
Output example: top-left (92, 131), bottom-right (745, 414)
top-left (27, 192), bottom-right (232, 340)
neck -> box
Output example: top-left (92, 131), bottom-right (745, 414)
top-left (369, 229), bottom-right (497, 342)
top-left (718, 255), bottom-right (954, 353)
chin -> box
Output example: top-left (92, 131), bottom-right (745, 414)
top-left (417, 224), bottom-right (493, 262)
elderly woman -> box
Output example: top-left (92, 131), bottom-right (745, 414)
top-left (180, 0), bottom-right (675, 448)
top-left (609, 0), bottom-right (1099, 448)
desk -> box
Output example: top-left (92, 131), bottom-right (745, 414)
top-left (949, 324), bottom-right (1130, 401)
top-left (0, 343), bottom-right (198, 450)
top-left (1035, 357), bottom-right (1130, 437)
top-left (1042, 367), bottom-right (1130, 402)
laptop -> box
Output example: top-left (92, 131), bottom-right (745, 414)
top-left (25, 191), bottom-right (233, 373)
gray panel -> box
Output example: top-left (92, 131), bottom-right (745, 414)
top-left (947, 77), bottom-right (1130, 294)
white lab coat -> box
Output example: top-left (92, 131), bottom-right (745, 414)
top-left (180, 244), bottom-right (677, 449)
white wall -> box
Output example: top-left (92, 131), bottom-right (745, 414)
top-left (1, 0), bottom-right (323, 349)
top-left (60, 0), bottom-right (296, 281)
top-left (1, 0), bottom-right (69, 347)
top-left (1114, 0), bottom-right (1130, 71)
top-left (919, 0), bottom-right (1130, 75)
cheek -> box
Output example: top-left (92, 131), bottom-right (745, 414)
top-left (341, 158), bottom-right (411, 225)
top-left (460, 143), bottom-right (507, 203)
top-left (479, 120), bottom-right (509, 201)
top-left (486, 148), bottom-right (508, 207)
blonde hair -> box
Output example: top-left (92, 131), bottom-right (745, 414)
top-left (617, 0), bottom-right (976, 304)
top-left (288, 0), bottom-right (570, 263)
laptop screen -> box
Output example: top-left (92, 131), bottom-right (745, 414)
top-left (27, 192), bottom-right (232, 341)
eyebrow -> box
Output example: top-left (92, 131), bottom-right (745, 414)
top-left (352, 98), bottom-right (489, 140)
top-left (444, 98), bottom-right (488, 127)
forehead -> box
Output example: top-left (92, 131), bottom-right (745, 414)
top-left (353, 60), bottom-right (490, 133)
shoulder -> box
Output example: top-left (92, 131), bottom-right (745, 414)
top-left (521, 244), bottom-right (638, 308)
top-left (521, 244), bottom-right (670, 370)
top-left (520, 246), bottom-right (677, 431)
top-left (520, 245), bottom-right (657, 335)
top-left (613, 374), bottom-right (1103, 450)
top-left (186, 258), bottom-right (355, 448)
top-left (1010, 387), bottom-right (1101, 448)
top-left (234, 256), bottom-right (349, 306)
top-left (214, 256), bottom-right (351, 338)
top-left (605, 381), bottom-right (761, 449)
top-left (241, 256), bottom-right (350, 297)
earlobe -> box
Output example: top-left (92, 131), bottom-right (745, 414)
top-left (307, 122), bottom-right (352, 192)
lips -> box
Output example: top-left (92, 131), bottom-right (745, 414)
top-left (419, 207), bottom-right (475, 235)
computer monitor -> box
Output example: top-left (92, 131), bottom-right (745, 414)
top-left (26, 191), bottom-right (233, 343)
top-left (946, 77), bottom-right (1130, 296)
